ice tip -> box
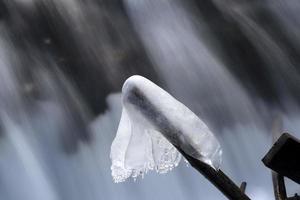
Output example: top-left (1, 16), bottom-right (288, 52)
top-left (121, 75), bottom-right (151, 101)
top-left (122, 75), bottom-right (146, 92)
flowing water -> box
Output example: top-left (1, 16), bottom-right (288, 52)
top-left (0, 0), bottom-right (300, 199)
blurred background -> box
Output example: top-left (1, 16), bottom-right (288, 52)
top-left (0, 0), bottom-right (300, 199)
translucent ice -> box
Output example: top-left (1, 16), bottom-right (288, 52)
top-left (110, 75), bottom-right (222, 182)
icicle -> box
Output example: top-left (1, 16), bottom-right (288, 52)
top-left (110, 75), bottom-right (222, 182)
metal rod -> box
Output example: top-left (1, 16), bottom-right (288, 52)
top-left (127, 86), bottom-right (251, 200)
top-left (179, 150), bottom-right (251, 200)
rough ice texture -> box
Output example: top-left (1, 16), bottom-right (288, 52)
top-left (110, 75), bottom-right (222, 183)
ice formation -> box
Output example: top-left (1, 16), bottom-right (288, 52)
top-left (110, 75), bottom-right (222, 182)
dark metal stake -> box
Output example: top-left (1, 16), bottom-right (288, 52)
top-left (127, 86), bottom-right (251, 200)
top-left (179, 150), bottom-right (251, 200)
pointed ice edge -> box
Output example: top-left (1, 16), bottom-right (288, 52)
top-left (110, 75), bottom-right (222, 183)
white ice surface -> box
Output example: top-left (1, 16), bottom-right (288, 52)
top-left (110, 75), bottom-right (222, 182)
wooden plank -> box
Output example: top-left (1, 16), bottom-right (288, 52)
top-left (262, 133), bottom-right (300, 184)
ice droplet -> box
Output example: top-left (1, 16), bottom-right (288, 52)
top-left (110, 75), bottom-right (222, 182)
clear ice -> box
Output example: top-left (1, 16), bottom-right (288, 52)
top-left (110, 75), bottom-right (222, 183)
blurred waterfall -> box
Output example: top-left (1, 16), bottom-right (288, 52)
top-left (0, 0), bottom-right (300, 200)
top-left (122, 0), bottom-right (300, 198)
top-left (123, 0), bottom-right (263, 130)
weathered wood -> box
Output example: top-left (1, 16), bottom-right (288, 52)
top-left (268, 117), bottom-right (287, 200)
top-left (272, 172), bottom-right (287, 200)
top-left (262, 133), bottom-right (300, 184)
top-left (287, 193), bottom-right (300, 200)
